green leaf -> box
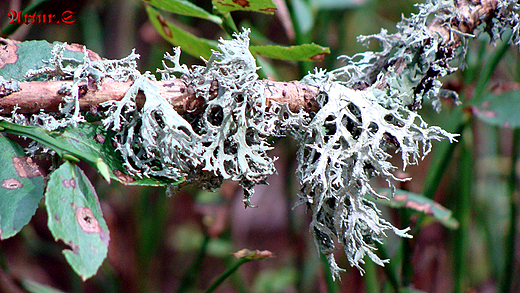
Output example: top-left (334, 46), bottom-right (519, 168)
top-left (145, 5), bottom-right (218, 60)
top-left (141, 0), bottom-right (222, 24)
top-left (50, 123), bottom-right (182, 186)
top-left (250, 44), bottom-right (330, 62)
top-left (0, 121), bottom-right (109, 181)
top-left (0, 121), bottom-right (179, 186)
top-left (0, 40), bottom-right (85, 81)
top-left (473, 89), bottom-right (520, 128)
top-left (374, 189), bottom-right (459, 230)
top-left (45, 161), bottom-right (109, 281)
top-left (21, 279), bottom-right (66, 293)
top-left (0, 135), bottom-right (44, 240)
top-left (212, 0), bottom-right (277, 14)
top-left (292, 0), bottom-right (314, 35)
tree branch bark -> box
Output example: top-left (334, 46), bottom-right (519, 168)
top-left (0, 78), bottom-right (320, 115)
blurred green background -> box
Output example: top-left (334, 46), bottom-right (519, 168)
top-left (1, 0), bottom-right (519, 292)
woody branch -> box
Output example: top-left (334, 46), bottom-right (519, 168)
top-left (0, 0), bottom-right (498, 116)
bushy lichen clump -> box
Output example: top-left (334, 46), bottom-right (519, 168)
top-left (10, 0), bottom-right (520, 280)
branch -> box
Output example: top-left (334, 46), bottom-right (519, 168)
top-left (0, 0), bottom-right (504, 116)
top-left (0, 78), bottom-right (320, 115)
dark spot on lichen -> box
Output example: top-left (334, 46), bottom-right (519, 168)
top-left (209, 79), bottom-right (219, 100)
top-left (54, 214), bottom-right (61, 222)
top-left (75, 207), bottom-right (101, 233)
top-left (78, 84), bottom-right (88, 98)
top-left (208, 105), bottom-right (224, 126)
top-left (2, 178), bottom-right (23, 189)
top-left (113, 169), bottom-right (135, 183)
top-left (62, 178), bottom-right (76, 188)
top-left (13, 156), bottom-right (42, 178)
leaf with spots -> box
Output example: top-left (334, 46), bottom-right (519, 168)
top-left (0, 121), bottom-right (180, 186)
top-left (473, 89), bottom-right (520, 128)
top-left (250, 44), bottom-right (330, 62)
top-left (0, 39), bottom-right (92, 81)
top-left (140, 0), bottom-right (222, 25)
top-left (212, 0), bottom-right (277, 14)
top-left (145, 5), bottom-right (218, 60)
top-left (373, 189), bottom-right (459, 229)
top-left (50, 123), bottom-right (183, 186)
top-left (0, 134), bottom-right (44, 240)
top-left (45, 161), bottom-right (110, 281)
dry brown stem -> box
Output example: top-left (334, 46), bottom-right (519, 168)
top-left (0, 78), bottom-right (320, 115)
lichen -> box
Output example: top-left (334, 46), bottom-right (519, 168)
top-left (8, 0), bottom-right (520, 281)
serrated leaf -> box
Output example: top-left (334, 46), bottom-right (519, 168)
top-left (45, 161), bottom-right (110, 281)
top-left (473, 89), bottom-right (520, 128)
top-left (0, 39), bottom-right (86, 81)
top-left (0, 134), bottom-right (44, 240)
top-left (250, 44), bottom-right (330, 62)
top-left (374, 189), bottom-right (459, 229)
top-left (145, 5), bottom-right (218, 60)
top-left (212, 0), bottom-right (277, 14)
top-left (141, 0), bottom-right (222, 24)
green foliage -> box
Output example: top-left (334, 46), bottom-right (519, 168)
top-left (375, 189), bottom-right (459, 229)
top-left (0, 40), bottom-right (85, 81)
top-left (250, 43), bottom-right (330, 61)
top-left (45, 161), bottom-right (109, 281)
top-left (143, 0), bottom-right (330, 62)
top-left (145, 5), bottom-right (219, 60)
top-left (473, 89), bottom-right (520, 128)
top-left (212, 0), bottom-right (277, 14)
top-left (142, 0), bottom-right (223, 24)
top-left (0, 135), bottom-right (44, 240)
top-left (21, 279), bottom-right (67, 293)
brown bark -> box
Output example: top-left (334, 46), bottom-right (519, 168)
top-left (0, 78), bottom-right (320, 115)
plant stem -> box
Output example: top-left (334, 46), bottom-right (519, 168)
top-left (376, 243), bottom-right (400, 292)
top-left (400, 209), bottom-right (413, 287)
top-left (453, 136), bottom-right (473, 293)
top-left (472, 33), bottom-right (511, 106)
top-left (363, 256), bottom-right (379, 293)
top-left (178, 234), bottom-right (210, 292)
top-left (205, 258), bottom-right (250, 293)
top-left (421, 109), bottom-right (468, 199)
top-left (501, 129), bottom-right (519, 293)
